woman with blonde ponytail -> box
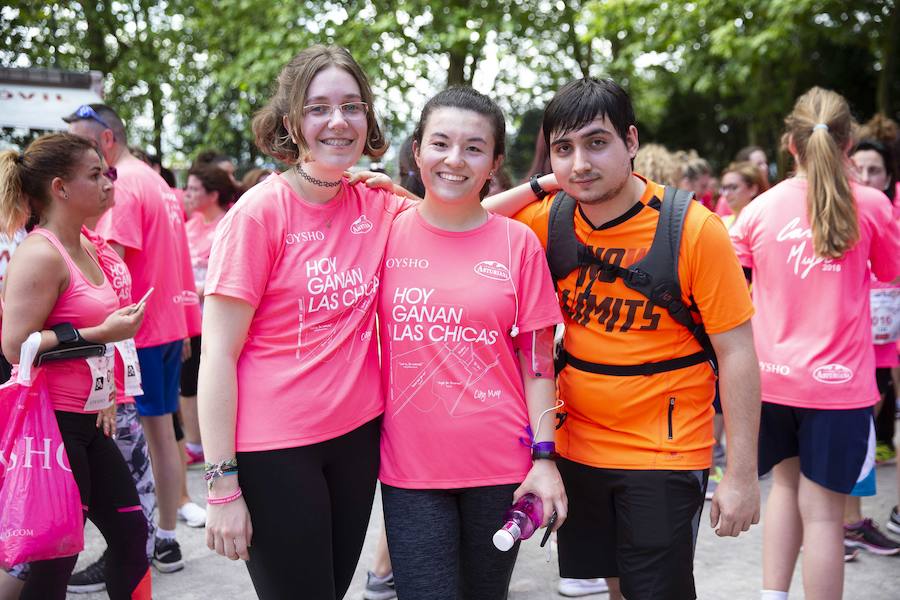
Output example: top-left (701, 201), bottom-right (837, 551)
top-left (730, 88), bottom-right (900, 600)
top-left (1, 133), bottom-right (152, 599)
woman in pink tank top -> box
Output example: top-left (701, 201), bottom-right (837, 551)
top-left (0, 133), bottom-right (152, 599)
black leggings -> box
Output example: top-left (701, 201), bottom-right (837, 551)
top-left (381, 483), bottom-right (520, 600)
top-left (875, 367), bottom-right (896, 449)
top-left (21, 411), bottom-right (150, 600)
top-left (237, 418), bottom-right (381, 600)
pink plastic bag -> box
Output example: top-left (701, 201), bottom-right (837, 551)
top-left (0, 333), bottom-right (84, 568)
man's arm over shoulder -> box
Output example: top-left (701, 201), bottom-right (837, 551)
top-left (483, 173), bottom-right (559, 221)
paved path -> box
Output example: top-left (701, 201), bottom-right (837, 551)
top-left (73, 461), bottom-right (900, 599)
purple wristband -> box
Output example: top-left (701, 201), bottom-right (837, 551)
top-left (532, 441), bottom-right (556, 453)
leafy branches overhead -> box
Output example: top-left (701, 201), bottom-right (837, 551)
top-left (2, 1), bottom-right (896, 171)
top-left (585, 0), bottom-right (897, 157)
top-left (1, 1), bottom-right (181, 157)
top-left (172, 0), bottom-right (592, 166)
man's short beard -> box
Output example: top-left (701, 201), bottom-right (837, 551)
top-left (575, 172), bottom-right (630, 206)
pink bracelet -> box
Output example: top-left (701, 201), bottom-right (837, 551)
top-left (208, 488), bottom-right (243, 505)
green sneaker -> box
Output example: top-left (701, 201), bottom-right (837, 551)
top-left (875, 442), bottom-right (896, 465)
top-left (705, 466), bottom-right (724, 501)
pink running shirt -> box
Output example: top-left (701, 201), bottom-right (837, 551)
top-left (731, 179), bottom-right (900, 409)
top-left (378, 210), bottom-right (562, 489)
top-left (95, 156), bottom-right (200, 347)
top-left (205, 174), bottom-right (411, 452)
top-left (31, 229), bottom-right (119, 413)
top-left (185, 212), bottom-right (225, 299)
top-left (83, 226), bottom-right (136, 405)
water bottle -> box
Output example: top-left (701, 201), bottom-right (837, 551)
top-left (492, 493), bottom-right (543, 551)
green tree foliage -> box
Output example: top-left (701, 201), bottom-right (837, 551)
top-left (584, 0), bottom-right (898, 167)
top-left (1, 0), bottom-right (181, 157)
top-left (169, 0), bottom-right (592, 169)
top-left (2, 1), bottom-right (895, 174)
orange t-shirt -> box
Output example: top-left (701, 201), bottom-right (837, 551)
top-left (514, 175), bottom-right (754, 470)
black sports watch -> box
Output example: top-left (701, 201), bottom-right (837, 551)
top-left (51, 322), bottom-right (81, 345)
top-left (531, 448), bottom-right (559, 461)
top-left (530, 174), bottom-right (549, 200)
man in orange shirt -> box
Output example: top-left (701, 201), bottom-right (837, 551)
top-left (514, 79), bottom-right (761, 600)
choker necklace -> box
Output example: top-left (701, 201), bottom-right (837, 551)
top-left (295, 163), bottom-right (341, 188)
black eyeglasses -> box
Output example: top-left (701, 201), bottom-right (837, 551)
top-left (103, 167), bottom-right (118, 182)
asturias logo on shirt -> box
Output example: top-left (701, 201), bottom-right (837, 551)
top-left (812, 363), bottom-right (853, 384)
top-left (350, 215), bottom-right (373, 234)
top-left (473, 260), bottom-right (510, 281)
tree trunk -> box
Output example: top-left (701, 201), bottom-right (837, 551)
top-left (447, 46), bottom-right (466, 87)
top-left (149, 83), bottom-right (163, 158)
top-left (877, 2), bottom-right (898, 115)
top-left (565, 2), bottom-right (590, 78)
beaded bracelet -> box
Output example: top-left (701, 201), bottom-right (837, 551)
top-left (204, 458), bottom-right (238, 474)
top-left (204, 458), bottom-right (239, 491)
top-left (208, 488), bottom-right (243, 505)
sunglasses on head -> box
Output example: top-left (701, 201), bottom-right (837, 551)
top-left (73, 105), bottom-right (116, 140)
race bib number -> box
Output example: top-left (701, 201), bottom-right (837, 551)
top-left (870, 288), bottom-right (900, 343)
top-left (114, 339), bottom-right (143, 396)
top-left (84, 345), bottom-right (115, 411)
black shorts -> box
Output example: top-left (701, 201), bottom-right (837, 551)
top-left (556, 459), bottom-right (707, 600)
top-left (179, 335), bottom-right (201, 397)
top-left (758, 402), bottom-right (873, 494)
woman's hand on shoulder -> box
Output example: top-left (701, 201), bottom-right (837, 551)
top-left (346, 169), bottom-right (393, 190)
top-left (346, 170), bottom-right (421, 202)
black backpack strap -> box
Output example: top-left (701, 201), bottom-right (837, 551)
top-left (564, 349), bottom-right (710, 377)
top-left (546, 192), bottom-right (603, 282)
top-left (548, 186), bottom-right (718, 377)
top-left (624, 187), bottom-right (718, 371)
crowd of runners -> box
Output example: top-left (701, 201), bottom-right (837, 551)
top-left (0, 43), bottom-right (899, 600)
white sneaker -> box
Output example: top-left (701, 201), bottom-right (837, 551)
top-left (177, 501), bottom-right (207, 528)
top-left (557, 578), bottom-right (609, 597)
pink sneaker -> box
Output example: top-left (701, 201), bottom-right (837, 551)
top-left (185, 445), bottom-right (204, 469)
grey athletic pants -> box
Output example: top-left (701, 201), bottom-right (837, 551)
top-left (381, 483), bottom-right (521, 600)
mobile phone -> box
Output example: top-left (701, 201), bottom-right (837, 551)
top-left (540, 511), bottom-right (558, 547)
top-left (132, 287), bottom-right (154, 312)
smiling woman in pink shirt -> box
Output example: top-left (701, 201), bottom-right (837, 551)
top-left (197, 46), bottom-right (412, 599)
top-left (377, 87), bottom-right (566, 600)
top-left (730, 88), bottom-right (900, 600)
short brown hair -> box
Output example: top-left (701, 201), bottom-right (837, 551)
top-left (722, 161), bottom-right (767, 195)
top-left (252, 45), bottom-right (387, 163)
top-left (188, 164), bottom-right (240, 209)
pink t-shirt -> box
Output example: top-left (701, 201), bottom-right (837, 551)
top-left (32, 229), bottom-right (120, 413)
top-left (872, 197), bottom-right (900, 368)
top-left (185, 212), bottom-right (225, 299)
top-left (83, 227), bottom-right (136, 404)
top-left (715, 196), bottom-right (733, 217)
top-left (873, 341), bottom-right (898, 368)
top-left (205, 174), bottom-right (411, 452)
top-left (731, 179), bottom-right (900, 409)
top-left (95, 156), bottom-right (200, 348)
top-left (378, 210), bottom-right (563, 489)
